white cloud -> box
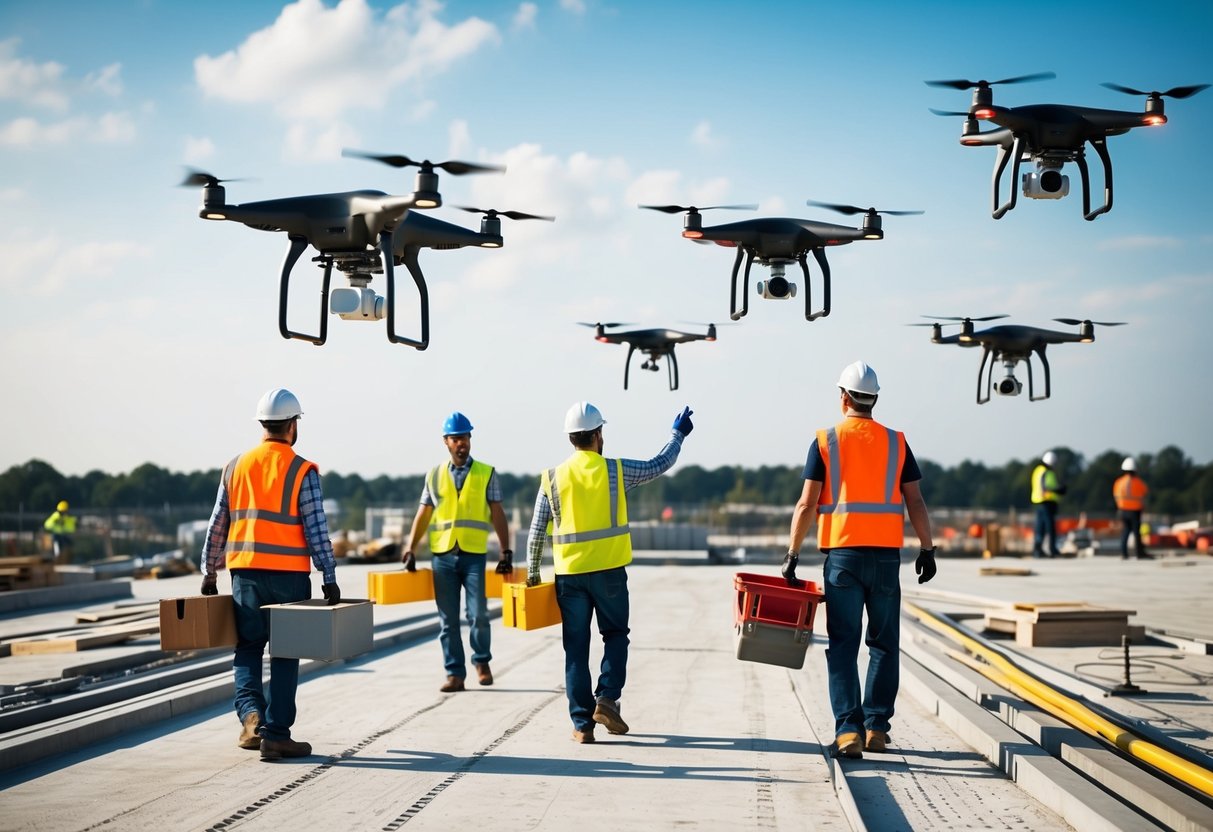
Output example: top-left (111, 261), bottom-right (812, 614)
top-left (283, 121), bottom-right (361, 162)
top-left (1096, 234), bottom-right (1183, 251)
top-left (409, 99), bottom-right (437, 121)
top-left (447, 118), bottom-right (472, 160)
top-left (559, 0), bottom-right (587, 13)
top-left (0, 38), bottom-right (68, 110)
top-left (625, 170), bottom-right (732, 210)
top-left (0, 186), bottom-right (23, 201)
top-left (690, 119), bottom-right (725, 151)
top-left (84, 63), bottom-right (123, 96)
top-left (512, 2), bottom-right (538, 30)
top-left (3, 235), bottom-right (152, 295)
top-left (184, 136), bottom-right (216, 164)
top-left (194, 0), bottom-right (500, 120)
top-left (0, 112), bottom-right (136, 146)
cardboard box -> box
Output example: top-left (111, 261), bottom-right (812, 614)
top-left (485, 566), bottom-right (528, 598)
top-left (159, 595), bottom-right (238, 651)
top-left (367, 568), bottom-right (435, 604)
top-left (265, 599), bottom-right (373, 661)
top-left (502, 581), bottom-right (561, 631)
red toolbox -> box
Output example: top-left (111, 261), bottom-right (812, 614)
top-left (733, 572), bottom-right (824, 669)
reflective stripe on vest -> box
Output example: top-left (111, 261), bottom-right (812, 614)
top-left (427, 460), bottom-right (493, 554)
top-left (1114, 474), bottom-right (1147, 511)
top-left (1031, 464), bottom-right (1060, 504)
top-left (543, 452), bottom-right (632, 575)
top-left (224, 441), bottom-right (316, 572)
top-left (816, 419), bottom-right (906, 549)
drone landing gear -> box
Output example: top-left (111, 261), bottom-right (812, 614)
top-left (991, 134), bottom-right (1025, 220)
top-left (806, 249), bottom-right (831, 321)
top-left (279, 235), bottom-right (330, 346)
top-left (729, 247), bottom-right (750, 321)
top-left (1075, 137), bottom-right (1114, 221)
top-left (385, 233), bottom-right (429, 350)
top-left (728, 249), bottom-right (829, 321)
top-left (666, 348), bottom-right (680, 391)
top-left (1028, 345), bottom-right (1052, 401)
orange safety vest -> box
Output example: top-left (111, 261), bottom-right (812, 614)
top-left (1113, 473), bottom-right (1147, 511)
top-left (224, 440), bottom-right (318, 572)
top-left (816, 417), bottom-right (907, 549)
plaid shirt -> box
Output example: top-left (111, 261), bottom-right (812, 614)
top-left (527, 431), bottom-right (684, 577)
top-left (418, 457), bottom-right (503, 506)
top-left (200, 467), bottom-right (338, 585)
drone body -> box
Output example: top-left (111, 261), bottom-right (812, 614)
top-left (914, 315), bottom-right (1125, 403)
top-left (641, 201), bottom-right (919, 322)
top-left (928, 73), bottom-right (1209, 220)
top-left (185, 152), bottom-right (551, 350)
top-left (580, 322), bottom-right (718, 390)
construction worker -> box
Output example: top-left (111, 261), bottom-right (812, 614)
top-left (43, 500), bottom-right (77, 563)
top-left (1113, 457), bottom-right (1151, 560)
top-left (1030, 450), bottom-right (1066, 558)
top-left (199, 388), bottom-right (341, 761)
top-left (783, 361), bottom-right (936, 760)
top-left (526, 401), bottom-right (694, 743)
top-left (402, 412), bottom-right (513, 692)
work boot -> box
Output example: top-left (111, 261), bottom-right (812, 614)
top-left (592, 698), bottom-right (629, 735)
top-left (475, 663), bottom-right (494, 686)
top-left (835, 732), bottom-right (863, 759)
top-left (572, 727), bottom-right (596, 744)
top-left (865, 730), bottom-right (889, 753)
top-left (260, 737), bottom-right (312, 761)
top-left (440, 675), bottom-right (465, 693)
top-left (237, 711), bottom-right (262, 750)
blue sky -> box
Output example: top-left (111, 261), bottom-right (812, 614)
top-left (1, 0), bottom-right (1210, 480)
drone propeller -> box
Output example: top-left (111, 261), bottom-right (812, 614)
top-left (453, 206), bottom-right (555, 222)
top-left (179, 169), bottom-right (248, 188)
top-left (807, 200), bottom-right (924, 217)
top-left (577, 321), bottom-right (632, 329)
top-left (928, 108), bottom-right (975, 117)
top-left (1053, 318), bottom-right (1127, 326)
top-left (919, 314), bottom-right (1008, 324)
top-left (925, 72), bottom-right (1056, 90)
top-left (1101, 82), bottom-right (1210, 100)
top-left (342, 149), bottom-right (504, 175)
top-left (638, 204), bottom-right (758, 214)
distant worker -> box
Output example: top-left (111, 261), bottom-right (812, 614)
top-left (199, 388), bottom-right (341, 761)
top-left (1030, 450), bottom-right (1066, 558)
top-left (1113, 457), bottom-right (1151, 560)
top-left (783, 361), bottom-right (936, 760)
top-left (43, 500), bottom-right (77, 563)
top-left (527, 402), bottom-right (694, 743)
top-left (402, 412), bottom-right (513, 692)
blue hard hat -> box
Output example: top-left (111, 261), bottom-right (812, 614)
top-left (442, 411), bottom-right (474, 436)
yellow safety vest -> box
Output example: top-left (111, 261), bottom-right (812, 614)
top-left (428, 460), bottom-right (493, 554)
top-left (542, 451), bottom-right (631, 575)
top-left (1031, 464), bottom-right (1060, 504)
top-left (43, 511), bottom-right (77, 535)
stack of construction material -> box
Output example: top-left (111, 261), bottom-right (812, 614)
top-left (0, 557), bottom-right (61, 591)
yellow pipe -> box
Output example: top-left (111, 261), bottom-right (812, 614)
top-left (905, 601), bottom-right (1213, 798)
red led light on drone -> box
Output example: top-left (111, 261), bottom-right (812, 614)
top-left (974, 107), bottom-right (995, 120)
top-left (1143, 114), bottom-right (1167, 126)
top-left (596, 336), bottom-right (610, 343)
top-left (682, 230), bottom-right (704, 239)
top-left (961, 137), bottom-right (984, 146)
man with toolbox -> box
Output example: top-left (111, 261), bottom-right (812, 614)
top-left (782, 362), bottom-right (936, 760)
top-left (199, 388), bottom-right (341, 761)
top-left (526, 401), bottom-right (694, 743)
top-left (401, 412), bottom-right (514, 692)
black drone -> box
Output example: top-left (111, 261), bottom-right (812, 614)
top-left (641, 200), bottom-right (920, 322)
top-left (579, 322), bottom-right (720, 391)
top-left (927, 72), bottom-right (1209, 220)
top-left (912, 315), bottom-right (1125, 403)
top-left (183, 150), bottom-right (552, 349)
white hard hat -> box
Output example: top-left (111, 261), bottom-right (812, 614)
top-left (1122, 457), bottom-right (1137, 472)
top-left (1042, 450), bottom-right (1058, 466)
top-left (564, 401), bottom-right (606, 433)
top-left (838, 360), bottom-right (880, 399)
top-left (256, 388), bottom-right (303, 421)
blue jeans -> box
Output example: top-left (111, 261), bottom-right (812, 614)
top-left (231, 568), bottom-right (311, 741)
top-left (1119, 510), bottom-right (1145, 558)
top-left (555, 567), bottom-right (630, 731)
top-left (1033, 502), bottom-right (1059, 556)
top-left (432, 551), bottom-right (490, 677)
top-left (822, 549), bottom-right (901, 737)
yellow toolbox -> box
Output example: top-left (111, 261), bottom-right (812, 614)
top-left (502, 581), bottom-right (561, 630)
top-left (367, 568), bottom-right (435, 604)
top-left (485, 566), bottom-right (528, 598)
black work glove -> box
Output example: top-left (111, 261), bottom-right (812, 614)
top-left (672, 406), bottom-right (694, 437)
top-left (200, 574), bottom-right (218, 596)
top-left (781, 551), bottom-right (802, 587)
top-left (322, 582), bottom-right (341, 605)
top-left (402, 550), bottom-right (416, 572)
top-left (915, 547), bottom-right (937, 584)
top-left (496, 550), bottom-right (514, 575)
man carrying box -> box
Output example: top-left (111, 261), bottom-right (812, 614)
top-left (402, 412), bottom-right (513, 692)
top-left (199, 388), bottom-right (341, 761)
top-left (526, 401), bottom-right (694, 743)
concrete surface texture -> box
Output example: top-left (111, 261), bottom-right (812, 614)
top-left (0, 555), bottom-right (1209, 830)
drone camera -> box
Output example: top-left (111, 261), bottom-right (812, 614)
top-left (756, 277), bottom-right (797, 300)
top-left (1022, 167), bottom-right (1069, 200)
top-left (995, 376), bottom-right (1022, 397)
top-left (330, 286), bottom-right (385, 321)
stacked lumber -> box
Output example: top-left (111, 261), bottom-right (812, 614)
top-left (984, 601), bottom-right (1144, 647)
top-left (0, 557), bottom-right (61, 591)
top-left (6, 620), bottom-right (161, 655)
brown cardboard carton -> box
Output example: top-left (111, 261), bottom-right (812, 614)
top-left (159, 595), bottom-right (237, 651)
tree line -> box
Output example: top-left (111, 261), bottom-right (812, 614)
top-left (1, 445), bottom-right (1210, 528)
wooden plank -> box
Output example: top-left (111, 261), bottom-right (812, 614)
top-left (75, 604), bottom-right (159, 624)
top-left (1014, 619), bottom-right (1146, 648)
top-left (8, 620), bottom-right (161, 655)
top-left (979, 567), bottom-right (1034, 576)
